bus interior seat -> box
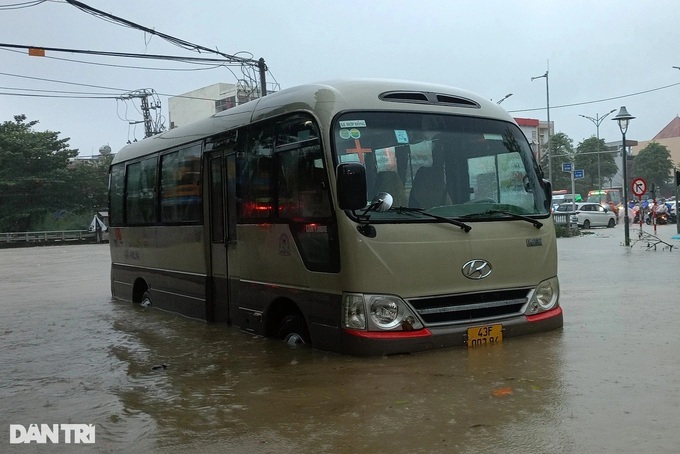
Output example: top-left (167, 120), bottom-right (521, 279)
top-left (375, 170), bottom-right (406, 207)
top-left (408, 166), bottom-right (447, 209)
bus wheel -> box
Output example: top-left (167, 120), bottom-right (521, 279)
top-left (141, 291), bottom-right (152, 307)
top-left (277, 314), bottom-right (310, 347)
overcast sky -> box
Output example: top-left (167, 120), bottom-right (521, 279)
top-left (2, 0), bottom-right (680, 157)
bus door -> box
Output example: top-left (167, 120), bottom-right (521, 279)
top-left (206, 136), bottom-right (239, 323)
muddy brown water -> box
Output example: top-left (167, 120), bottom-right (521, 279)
top-left (2, 225), bottom-right (679, 453)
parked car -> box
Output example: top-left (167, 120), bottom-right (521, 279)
top-left (554, 202), bottom-right (616, 229)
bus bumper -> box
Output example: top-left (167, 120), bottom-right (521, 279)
top-left (340, 307), bottom-right (563, 356)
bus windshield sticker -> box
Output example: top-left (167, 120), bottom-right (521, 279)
top-left (345, 139), bottom-right (372, 164)
top-left (395, 130), bottom-right (409, 144)
top-left (340, 154), bottom-right (360, 163)
top-left (483, 133), bottom-right (504, 141)
top-left (349, 128), bottom-right (361, 139)
top-left (339, 129), bottom-right (351, 140)
top-left (339, 120), bottom-right (367, 128)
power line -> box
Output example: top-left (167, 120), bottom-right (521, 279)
top-left (64, 0), bottom-right (259, 65)
top-left (0, 91), bottom-right (118, 99)
top-left (0, 0), bottom-right (46, 10)
top-left (509, 81), bottom-right (680, 114)
top-left (62, 0), bottom-right (269, 95)
top-left (0, 43), bottom-right (234, 64)
top-left (0, 70), bottom-right (236, 102)
top-left (0, 47), bottom-right (228, 72)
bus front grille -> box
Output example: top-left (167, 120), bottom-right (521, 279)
top-left (407, 289), bottom-right (529, 325)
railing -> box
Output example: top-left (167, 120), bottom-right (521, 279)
top-left (0, 230), bottom-right (100, 246)
top-left (553, 211), bottom-right (577, 226)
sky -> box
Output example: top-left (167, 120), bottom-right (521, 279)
top-left (2, 0), bottom-right (680, 157)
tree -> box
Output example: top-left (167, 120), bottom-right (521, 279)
top-left (540, 132), bottom-right (574, 191)
top-left (0, 115), bottom-right (81, 231)
top-left (632, 142), bottom-right (674, 196)
top-left (574, 136), bottom-right (618, 195)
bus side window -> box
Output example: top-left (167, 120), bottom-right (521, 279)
top-left (126, 156), bottom-right (157, 224)
top-left (292, 151), bottom-right (329, 218)
top-left (160, 145), bottom-right (202, 223)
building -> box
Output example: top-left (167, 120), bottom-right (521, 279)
top-left (631, 116), bottom-right (680, 170)
top-left (168, 83), bottom-right (258, 129)
top-left (603, 139), bottom-right (638, 190)
top-left (515, 117), bottom-right (553, 161)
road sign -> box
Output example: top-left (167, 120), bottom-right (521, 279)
top-left (573, 169), bottom-right (584, 179)
top-left (631, 177), bottom-right (647, 197)
top-left (562, 162), bottom-right (572, 172)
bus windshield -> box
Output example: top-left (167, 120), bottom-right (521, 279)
top-left (333, 112), bottom-right (548, 220)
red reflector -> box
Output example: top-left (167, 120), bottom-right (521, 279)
top-left (344, 328), bottom-right (432, 339)
top-left (526, 306), bottom-right (562, 322)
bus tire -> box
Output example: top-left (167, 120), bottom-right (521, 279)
top-left (277, 314), bottom-right (310, 346)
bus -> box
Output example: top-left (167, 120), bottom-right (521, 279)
top-left (551, 190), bottom-right (582, 210)
top-left (587, 188), bottom-right (622, 218)
top-left (108, 79), bottom-right (562, 356)
top-left (587, 188), bottom-right (621, 206)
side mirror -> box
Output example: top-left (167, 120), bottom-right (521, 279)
top-left (543, 179), bottom-right (552, 211)
top-left (336, 163), bottom-right (367, 210)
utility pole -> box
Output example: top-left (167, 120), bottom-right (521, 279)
top-left (118, 89), bottom-right (164, 138)
top-left (532, 70), bottom-right (552, 183)
top-left (579, 109), bottom-right (617, 193)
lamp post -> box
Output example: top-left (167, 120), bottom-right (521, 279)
top-left (579, 109), bottom-right (616, 193)
top-left (497, 93), bottom-right (513, 104)
top-left (612, 106), bottom-right (635, 246)
top-left (532, 71), bottom-right (552, 183)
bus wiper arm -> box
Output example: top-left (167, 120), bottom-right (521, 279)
top-left (392, 207), bottom-right (472, 232)
top-left (467, 210), bottom-right (543, 229)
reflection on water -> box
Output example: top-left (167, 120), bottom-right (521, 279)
top-left (106, 302), bottom-right (568, 453)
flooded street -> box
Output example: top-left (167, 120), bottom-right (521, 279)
top-left (2, 225), bottom-right (680, 453)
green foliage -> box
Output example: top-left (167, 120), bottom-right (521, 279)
top-left (542, 133), bottom-right (622, 198)
top-left (0, 115), bottom-right (111, 232)
top-left (574, 137), bottom-right (618, 195)
top-left (540, 132), bottom-right (574, 190)
top-left (32, 209), bottom-right (92, 231)
top-left (632, 142), bottom-right (674, 196)
top-left (554, 224), bottom-right (579, 238)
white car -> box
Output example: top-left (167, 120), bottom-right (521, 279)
top-left (555, 202), bottom-right (616, 229)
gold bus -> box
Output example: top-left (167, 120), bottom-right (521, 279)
top-left (109, 79), bottom-right (562, 356)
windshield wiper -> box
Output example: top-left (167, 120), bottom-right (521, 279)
top-left (461, 210), bottom-right (543, 229)
top-left (391, 206), bottom-right (472, 232)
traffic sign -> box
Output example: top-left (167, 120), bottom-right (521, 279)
top-left (562, 162), bottom-right (572, 172)
top-left (631, 177), bottom-right (647, 197)
top-left (573, 169), bottom-right (584, 179)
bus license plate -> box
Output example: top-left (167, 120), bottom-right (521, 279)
top-left (467, 324), bottom-right (503, 347)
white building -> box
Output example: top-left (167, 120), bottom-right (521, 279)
top-left (515, 117), bottom-right (553, 161)
top-left (168, 83), bottom-right (257, 129)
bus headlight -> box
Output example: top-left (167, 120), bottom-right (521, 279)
top-left (343, 293), bottom-right (423, 331)
top-left (369, 296), bottom-right (400, 329)
top-left (525, 277), bottom-right (560, 315)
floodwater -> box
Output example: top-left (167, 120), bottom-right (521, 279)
top-left (1, 224), bottom-right (680, 453)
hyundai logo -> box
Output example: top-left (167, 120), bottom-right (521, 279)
top-left (462, 259), bottom-right (492, 280)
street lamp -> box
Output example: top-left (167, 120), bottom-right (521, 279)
top-left (612, 106), bottom-right (635, 246)
top-left (532, 71), bottom-right (551, 182)
top-left (579, 109), bottom-right (616, 193)
top-left (497, 93), bottom-right (513, 104)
